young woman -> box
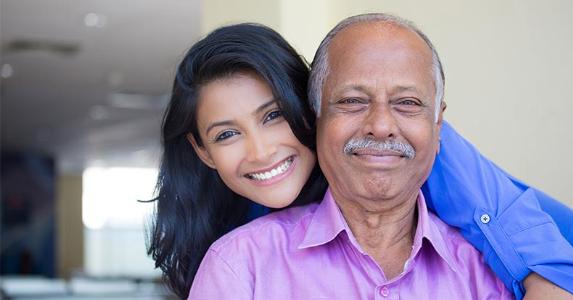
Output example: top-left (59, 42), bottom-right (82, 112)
top-left (147, 23), bottom-right (573, 299)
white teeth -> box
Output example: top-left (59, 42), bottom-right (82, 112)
top-left (247, 157), bottom-right (293, 181)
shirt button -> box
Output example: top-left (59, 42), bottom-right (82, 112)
top-left (380, 286), bottom-right (389, 297)
top-left (480, 214), bottom-right (491, 224)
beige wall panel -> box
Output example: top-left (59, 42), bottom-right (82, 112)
top-left (279, 0), bottom-right (331, 62)
top-left (324, 0), bottom-right (573, 206)
top-left (201, 0), bottom-right (281, 34)
top-left (56, 174), bottom-right (84, 278)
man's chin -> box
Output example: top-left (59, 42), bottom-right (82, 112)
top-left (359, 178), bottom-right (420, 201)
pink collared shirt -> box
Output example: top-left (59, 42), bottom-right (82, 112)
top-left (189, 189), bottom-right (512, 299)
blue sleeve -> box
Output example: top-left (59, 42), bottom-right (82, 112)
top-left (422, 121), bottom-right (573, 299)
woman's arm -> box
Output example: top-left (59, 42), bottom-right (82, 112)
top-left (422, 121), bottom-right (573, 299)
top-left (523, 274), bottom-right (573, 300)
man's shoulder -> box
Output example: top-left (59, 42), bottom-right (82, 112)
top-left (428, 211), bottom-right (510, 296)
top-left (209, 202), bottom-right (320, 257)
top-left (428, 212), bottom-right (468, 242)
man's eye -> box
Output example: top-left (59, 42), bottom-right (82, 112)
top-left (263, 110), bottom-right (283, 123)
top-left (214, 130), bottom-right (239, 142)
top-left (337, 98), bottom-right (364, 104)
top-left (394, 98), bottom-right (424, 115)
top-left (398, 99), bottom-right (419, 106)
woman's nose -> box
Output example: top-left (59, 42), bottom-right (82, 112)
top-left (245, 132), bottom-right (277, 163)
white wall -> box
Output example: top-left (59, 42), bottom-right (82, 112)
top-left (327, 0), bottom-right (573, 205)
top-left (200, 0), bottom-right (573, 206)
top-left (201, 0), bottom-right (281, 34)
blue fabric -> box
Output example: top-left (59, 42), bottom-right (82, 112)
top-left (422, 121), bottom-right (573, 298)
top-left (247, 202), bottom-right (271, 221)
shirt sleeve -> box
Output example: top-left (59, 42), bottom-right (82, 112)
top-left (188, 249), bottom-right (252, 300)
top-left (421, 120), bottom-right (573, 299)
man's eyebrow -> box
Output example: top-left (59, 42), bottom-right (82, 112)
top-left (392, 85), bottom-right (420, 93)
top-left (334, 84), bottom-right (370, 95)
top-left (204, 98), bottom-right (277, 135)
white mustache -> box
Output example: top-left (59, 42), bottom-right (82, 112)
top-left (343, 137), bottom-right (416, 159)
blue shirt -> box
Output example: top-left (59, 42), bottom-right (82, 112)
top-left (423, 121), bottom-right (573, 298)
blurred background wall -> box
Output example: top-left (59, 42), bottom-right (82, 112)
top-left (1, 0), bottom-right (572, 297)
top-left (203, 0), bottom-right (573, 205)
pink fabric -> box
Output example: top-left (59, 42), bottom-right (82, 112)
top-left (189, 189), bottom-right (512, 299)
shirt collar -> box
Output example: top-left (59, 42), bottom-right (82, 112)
top-left (298, 188), bottom-right (458, 272)
top-left (413, 192), bottom-right (458, 273)
top-left (298, 188), bottom-right (349, 249)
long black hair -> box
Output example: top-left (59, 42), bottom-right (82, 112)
top-left (147, 23), bottom-right (327, 299)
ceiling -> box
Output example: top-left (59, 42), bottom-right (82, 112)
top-left (1, 0), bottom-right (202, 172)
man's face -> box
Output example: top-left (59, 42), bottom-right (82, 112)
top-left (316, 22), bottom-right (444, 207)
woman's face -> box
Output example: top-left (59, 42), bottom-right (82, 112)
top-left (189, 73), bottom-right (316, 208)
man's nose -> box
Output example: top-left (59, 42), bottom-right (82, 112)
top-left (361, 103), bottom-right (398, 139)
top-left (246, 132), bottom-right (277, 163)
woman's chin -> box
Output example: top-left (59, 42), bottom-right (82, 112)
top-left (249, 190), bottom-right (298, 209)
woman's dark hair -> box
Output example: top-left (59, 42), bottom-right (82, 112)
top-left (146, 23), bottom-right (327, 299)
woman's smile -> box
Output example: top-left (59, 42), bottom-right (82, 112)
top-left (245, 155), bottom-right (296, 185)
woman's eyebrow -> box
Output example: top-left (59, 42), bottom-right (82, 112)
top-left (205, 120), bottom-right (234, 136)
top-left (253, 99), bottom-right (277, 116)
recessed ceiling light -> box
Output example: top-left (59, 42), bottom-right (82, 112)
top-left (107, 71), bottom-right (124, 88)
top-left (84, 13), bottom-right (107, 28)
top-left (1, 64), bottom-right (14, 79)
top-left (107, 92), bottom-right (167, 110)
top-left (89, 105), bottom-right (110, 120)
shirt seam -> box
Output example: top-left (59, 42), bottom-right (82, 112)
top-left (207, 248), bottom-right (253, 296)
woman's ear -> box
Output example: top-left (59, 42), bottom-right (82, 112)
top-left (187, 133), bottom-right (216, 169)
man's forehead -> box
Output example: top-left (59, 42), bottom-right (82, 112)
top-left (328, 82), bottom-right (431, 100)
top-left (328, 22), bottom-right (431, 61)
top-left (324, 22), bottom-right (435, 94)
top-left (326, 22), bottom-right (432, 87)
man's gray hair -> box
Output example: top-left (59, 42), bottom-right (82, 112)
top-left (308, 13), bottom-right (445, 121)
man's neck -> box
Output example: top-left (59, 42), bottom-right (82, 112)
top-left (335, 192), bottom-right (418, 279)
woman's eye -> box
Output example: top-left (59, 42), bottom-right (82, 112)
top-left (214, 130), bottom-right (239, 142)
top-left (263, 110), bottom-right (283, 123)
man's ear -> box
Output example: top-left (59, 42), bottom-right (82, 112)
top-left (436, 101), bottom-right (447, 154)
top-left (187, 133), bottom-right (216, 169)
top-left (436, 101), bottom-right (447, 126)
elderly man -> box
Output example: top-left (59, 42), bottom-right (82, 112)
top-left (189, 13), bottom-right (573, 299)
top-left (312, 12), bottom-right (454, 280)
